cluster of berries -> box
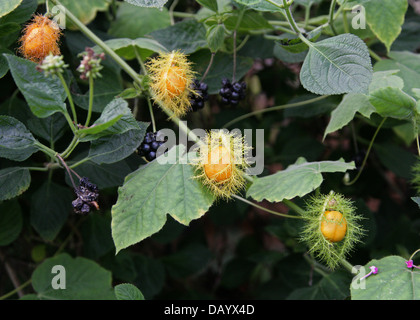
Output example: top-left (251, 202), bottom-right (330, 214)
top-left (137, 132), bottom-right (167, 161)
top-left (188, 79), bottom-right (209, 112)
top-left (72, 177), bottom-right (99, 215)
top-left (219, 78), bottom-right (247, 106)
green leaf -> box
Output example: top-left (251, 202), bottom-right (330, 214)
top-left (88, 121), bottom-right (148, 164)
top-left (114, 283), bottom-right (145, 300)
top-left (206, 24), bottom-right (225, 53)
top-left (4, 54), bottom-right (67, 118)
top-left (374, 51), bottom-right (420, 96)
top-left (369, 70), bottom-right (405, 92)
top-left (31, 253), bottom-right (115, 300)
top-left (364, 0), bottom-right (408, 52)
top-left (47, 0), bottom-right (110, 31)
top-left (247, 158), bottom-right (355, 202)
top-left (324, 93), bottom-right (375, 139)
top-left (0, 200), bottom-right (22, 246)
top-left (287, 271), bottom-right (351, 299)
top-left (412, 197), bottom-right (420, 209)
top-left (78, 98), bottom-right (137, 141)
top-left (300, 34), bottom-right (373, 95)
top-left (233, 0), bottom-right (283, 12)
top-left (294, 0), bottom-right (323, 7)
top-left (224, 10), bottom-right (273, 32)
top-left (351, 256), bottom-right (420, 300)
top-left (197, 0), bottom-right (218, 12)
top-left (111, 145), bottom-right (215, 253)
top-left (30, 181), bottom-right (73, 241)
top-left (0, 115), bottom-right (38, 161)
top-left (93, 38), bottom-right (168, 61)
top-left (0, 167), bottom-right (31, 201)
top-left (80, 214), bottom-right (114, 260)
top-left (123, 0), bottom-right (168, 8)
top-left (149, 19), bottom-right (208, 54)
top-left (276, 28), bottom-right (321, 54)
top-left (131, 254), bottom-right (166, 299)
top-left (369, 87), bottom-right (416, 120)
top-left (27, 113), bottom-right (68, 144)
top-left (108, 3), bottom-right (171, 39)
top-left (0, 0), bottom-right (22, 18)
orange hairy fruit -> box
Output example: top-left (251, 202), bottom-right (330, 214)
top-left (161, 66), bottom-right (187, 97)
top-left (321, 211), bottom-right (347, 243)
top-left (19, 15), bottom-right (61, 62)
top-left (204, 146), bottom-right (233, 182)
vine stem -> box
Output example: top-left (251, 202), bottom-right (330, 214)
top-left (340, 258), bottom-right (354, 273)
top-left (344, 117), bottom-right (387, 186)
top-left (232, 194), bottom-right (305, 219)
top-left (84, 76), bottom-right (94, 127)
top-left (328, 0), bottom-right (338, 35)
top-left (134, 46), bottom-right (156, 132)
top-left (0, 279), bottom-right (32, 300)
top-left (201, 52), bottom-right (215, 83)
top-left (416, 136), bottom-right (420, 157)
top-left (222, 95), bottom-right (328, 128)
top-left (409, 248), bottom-right (420, 261)
top-left (57, 72), bottom-right (77, 125)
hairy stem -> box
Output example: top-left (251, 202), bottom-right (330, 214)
top-left (233, 194), bottom-right (305, 219)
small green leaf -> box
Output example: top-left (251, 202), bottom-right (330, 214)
top-left (0, 115), bottom-right (38, 161)
top-left (368, 70), bottom-right (405, 92)
top-left (0, 167), bottom-right (31, 201)
top-left (233, 0), bottom-right (283, 11)
top-left (93, 38), bottom-right (168, 61)
top-left (124, 0), bottom-right (168, 8)
top-left (300, 34), bottom-right (373, 95)
top-left (31, 253), bottom-right (116, 300)
top-left (369, 87), bottom-right (416, 120)
top-left (88, 121), bottom-right (148, 164)
top-left (197, 0), bottom-right (218, 12)
top-left (4, 54), bottom-right (67, 118)
top-left (47, 0), bottom-right (110, 31)
top-left (0, 200), bottom-right (23, 246)
top-left (0, 0), bottom-right (22, 18)
top-left (276, 28), bottom-right (321, 54)
top-left (111, 145), bottom-right (215, 253)
top-left (287, 271), bottom-right (351, 300)
top-left (114, 283), bottom-right (145, 300)
top-left (374, 51), bottom-right (420, 96)
top-left (108, 3), bottom-right (171, 39)
top-left (247, 158), bottom-right (355, 202)
top-left (351, 256), bottom-right (420, 300)
top-left (324, 93), bottom-right (375, 139)
top-left (30, 181), bottom-right (73, 241)
top-left (206, 24), bottom-right (225, 53)
top-left (364, 0), bottom-right (408, 52)
top-left (224, 10), bottom-right (273, 32)
top-left (78, 98), bottom-right (136, 141)
top-left (149, 19), bottom-right (207, 54)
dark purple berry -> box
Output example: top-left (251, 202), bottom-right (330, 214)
top-left (219, 78), bottom-right (247, 106)
top-left (138, 131), bottom-right (167, 161)
top-left (188, 79), bottom-right (209, 112)
top-left (72, 177), bottom-right (99, 215)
